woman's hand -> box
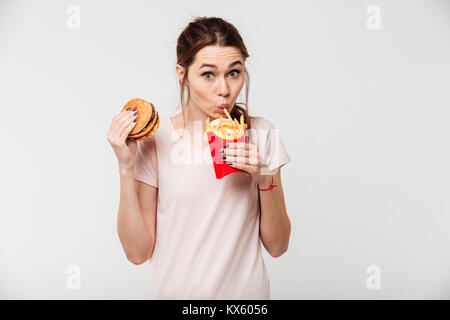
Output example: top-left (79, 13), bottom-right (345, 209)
top-left (220, 142), bottom-right (272, 187)
top-left (106, 107), bottom-right (139, 171)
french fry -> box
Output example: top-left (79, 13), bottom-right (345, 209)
top-left (223, 108), bottom-right (233, 122)
top-left (205, 111), bottom-right (247, 140)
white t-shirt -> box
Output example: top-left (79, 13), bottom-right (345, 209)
top-left (133, 115), bottom-right (291, 299)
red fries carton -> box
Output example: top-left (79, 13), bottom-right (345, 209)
top-left (206, 113), bottom-right (251, 179)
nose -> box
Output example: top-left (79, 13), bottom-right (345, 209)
top-left (217, 76), bottom-right (230, 97)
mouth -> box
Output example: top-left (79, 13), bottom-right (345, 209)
top-left (216, 103), bottom-right (229, 113)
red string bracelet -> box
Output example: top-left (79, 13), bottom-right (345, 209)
top-left (258, 176), bottom-right (278, 191)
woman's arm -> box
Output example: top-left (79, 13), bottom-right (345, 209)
top-left (117, 165), bottom-right (157, 265)
top-left (258, 169), bottom-right (291, 258)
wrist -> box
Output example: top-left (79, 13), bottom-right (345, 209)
top-left (119, 164), bottom-right (134, 176)
top-left (257, 175), bottom-right (273, 189)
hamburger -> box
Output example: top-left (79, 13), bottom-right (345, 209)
top-left (121, 98), bottom-right (159, 141)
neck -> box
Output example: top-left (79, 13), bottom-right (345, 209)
top-left (180, 99), bottom-right (209, 132)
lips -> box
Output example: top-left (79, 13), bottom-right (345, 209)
top-left (217, 103), bottom-right (229, 109)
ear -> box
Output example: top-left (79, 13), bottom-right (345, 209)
top-left (176, 64), bottom-right (188, 86)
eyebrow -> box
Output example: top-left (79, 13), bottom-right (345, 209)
top-left (199, 60), bottom-right (243, 69)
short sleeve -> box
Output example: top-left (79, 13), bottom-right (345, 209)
top-left (248, 117), bottom-right (291, 176)
top-left (133, 135), bottom-right (159, 188)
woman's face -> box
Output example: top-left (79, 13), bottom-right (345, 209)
top-left (176, 45), bottom-right (245, 119)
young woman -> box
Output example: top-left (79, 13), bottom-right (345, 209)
top-left (107, 17), bottom-right (291, 299)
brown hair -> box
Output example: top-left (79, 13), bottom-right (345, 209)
top-left (175, 16), bottom-right (253, 130)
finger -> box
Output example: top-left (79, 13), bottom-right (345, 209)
top-left (120, 117), bottom-right (138, 141)
top-left (228, 161), bottom-right (253, 173)
top-left (114, 108), bottom-right (134, 122)
top-left (120, 114), bottom-right (138, 137)
top-left (225, 142), bottom-right (258, 152)
top-left (223, 148), bottom-right (257, 158)
top-left (114, 115), bottom-right (137, 139)
top-left (225, 155), bottom-right (259, 165)
top-left (108, 112), bottom-right (130, 137)
top-left (108, 109), bottom-right (137, 143)
top-left (118, 110), bottom-right (137, 126)
top-left (111, 111), bottom-right (133, 132)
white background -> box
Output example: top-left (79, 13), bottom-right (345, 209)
top-left (0, 0), bottom-right (449, 299)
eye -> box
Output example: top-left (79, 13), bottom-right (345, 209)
top-left (201, 69), bottom-right (242, 80)
top-left (229, 69), bottom-right (241, 77)
top-left (202, 72), bottom-right (213, 80)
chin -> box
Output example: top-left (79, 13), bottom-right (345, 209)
top-left (210, 110), bottom-right (223, 118)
